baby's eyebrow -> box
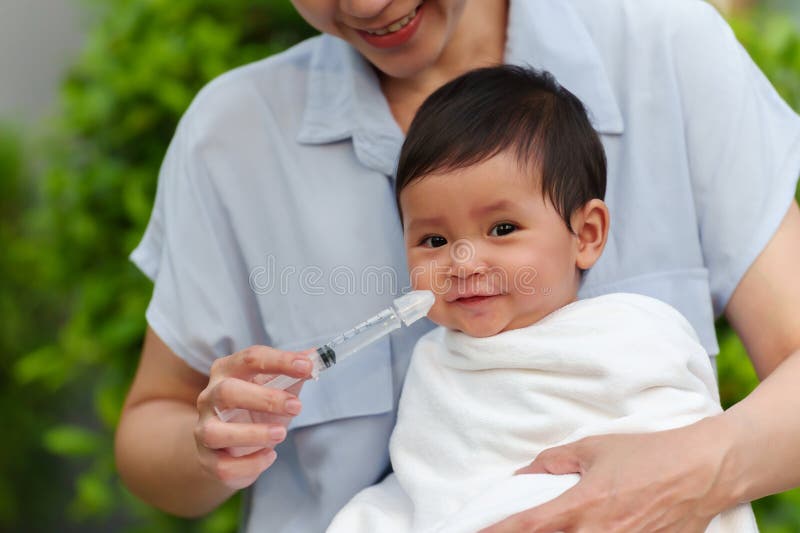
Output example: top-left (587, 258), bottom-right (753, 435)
top-left (406, 216), bottom-right (445, 233)
top-left (470, 199), bottom-right (518, 217)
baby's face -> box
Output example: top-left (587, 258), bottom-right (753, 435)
top-left (400, 151), bottom-right (582, 337)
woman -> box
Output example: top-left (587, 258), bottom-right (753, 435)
top-left (115, 1), bottom-right (800, 531)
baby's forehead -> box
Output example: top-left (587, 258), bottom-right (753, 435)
top-left (400, 154), bottom-right (544, 201)
top-left (400, 164), bottom-right (548, 222)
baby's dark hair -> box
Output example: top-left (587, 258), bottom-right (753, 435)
top-left (395, 65), bottom-right (607, 233)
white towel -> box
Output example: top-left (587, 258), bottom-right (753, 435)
top-left (327, 293), bottom-right (757, 532)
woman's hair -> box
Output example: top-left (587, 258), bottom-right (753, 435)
top-left (395, 65), bottom-right (607, 232)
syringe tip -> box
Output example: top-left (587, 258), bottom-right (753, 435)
top-left (393, 290), bottom-right (435, 326)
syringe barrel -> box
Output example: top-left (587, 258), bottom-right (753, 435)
top-left (216, 290), bottom-right (434, 425)
top-left (325, 308), bottom-right (401, 363)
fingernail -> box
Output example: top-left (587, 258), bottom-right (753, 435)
top-left (270, 426), bottom-right (286, 441)
top-left (292, 359), bottom-right (312, 373)
top-left (285, 399), bottom-right (302, 415)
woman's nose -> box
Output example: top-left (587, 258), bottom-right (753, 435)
top-left (340, 0), bottom-right (394, 19)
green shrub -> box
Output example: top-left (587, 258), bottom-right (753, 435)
top-left (3, 1), bottom-right (314, 531)
top-left (0, 126), bottom-right (73, 531)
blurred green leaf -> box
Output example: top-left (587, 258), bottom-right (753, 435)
top-left (14, 345), bottom-right (72, 389)
top-left (43, 425), bottom-right (102, 457)
top-left (72, 469), bottom-right (115, 519)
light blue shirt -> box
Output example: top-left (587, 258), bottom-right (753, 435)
top-left (131, 0), bottom-right (800, 530)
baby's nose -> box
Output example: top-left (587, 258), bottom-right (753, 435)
top-left (449, 239), bottom-right (488, 277)
top-left (449, 239), bottom-right (476, 264)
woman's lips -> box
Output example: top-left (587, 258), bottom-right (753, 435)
top-left (355, 2), bottom-right (424, 49)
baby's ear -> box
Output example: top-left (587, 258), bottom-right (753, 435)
top-left (572, 199), bottom-right (609, 270)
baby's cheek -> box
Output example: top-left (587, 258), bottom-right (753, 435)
top-left (425, 300), bottom-right (453, 329)
top-left (406, 259), bottom-right (427, 288)
top-left (407, 258), bottom-right (442, 292)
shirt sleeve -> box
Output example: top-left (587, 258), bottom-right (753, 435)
top-left (672, 2), bottom-right (800, 317)
top-left (129, 112), bottom-right (260, 374)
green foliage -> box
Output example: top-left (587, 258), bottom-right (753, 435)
top-left (2, 1), bottom-right (800, 531)
top-left (731, 10), bottom-right (800, 109)
top-left (1, 1), bottom-right (314, 531)
top-left (0, 126), bottom-right (71, 531)
top-left (720, 8), bottom-right (800, 533)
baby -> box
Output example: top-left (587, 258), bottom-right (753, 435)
top-left (327, 66), bottom-right (757, 533)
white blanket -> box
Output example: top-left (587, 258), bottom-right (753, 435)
top-left (327, 293), bottom-right (757, 532)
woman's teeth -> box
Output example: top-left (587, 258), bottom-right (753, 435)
top-left (367, 6), bottom-right (418, 35)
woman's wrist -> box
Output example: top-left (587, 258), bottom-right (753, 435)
top-left (692, 410), bottom-right (750, 514)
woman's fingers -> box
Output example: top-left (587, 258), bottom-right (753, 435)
top-left (515, 441), bottom-right (584, 475)
top-left (217, 345), bottom-right (314, 379)
top-left (197, 345), bottom-right (314, 419)
top-left (194, 416), bottom-right (284, 485)
top-left (209, 377), bottom-right (303, 416)
top-left (479, 491), bottom-right (579, 533)
top-left (494, 429), bottom-right (721, 532)
top-left (199, 448), bottom-right (278, 490)
top-left (195, 417), bottom-right (288, 450)
top-left (189, 343), bottom-right (316, 488)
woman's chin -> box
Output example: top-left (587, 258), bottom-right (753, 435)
top-left (350, 29), bottom-right (444, 80)
top-left (364, 51), bottom-right (436, 80)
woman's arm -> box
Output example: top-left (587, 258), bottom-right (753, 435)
top-left (482, 201), bottom-right (800, 532)
top-left (718, 200), bottom-right (800, 499)
top-left (114, 327), bottom-right (312, 517)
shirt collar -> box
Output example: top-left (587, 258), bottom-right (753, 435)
top-left (297, 35), bottom-right (404, 176)
top-left (505, 0), bottom-right (624, 135)
top-left (297, 0), bottom-right (624, 172)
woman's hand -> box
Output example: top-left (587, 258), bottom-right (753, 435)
top-left (481, 417), bottom-right (736, 533)
top-left (116, 329), bottom-right (318, 515)
top-left (193, 345), bottom-right (314, 489)
top-left (482, 202), bottom-right (800, 532)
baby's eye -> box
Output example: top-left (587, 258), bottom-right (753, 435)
top-left (490, 223), bottom-right (517, 237)
top-left (421, 235), bottom-right (448, 248)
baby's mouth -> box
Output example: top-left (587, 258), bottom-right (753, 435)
top-left (448, 292), bottom-right (502, 304)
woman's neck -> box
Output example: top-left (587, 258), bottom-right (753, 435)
top-left (381, 1), bottom-right (509, 133)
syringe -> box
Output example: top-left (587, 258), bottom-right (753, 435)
top-left (216, 290), bottom-right (435, 423)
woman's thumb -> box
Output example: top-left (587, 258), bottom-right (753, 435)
top-left (515, 443), bottom-right (582, 475)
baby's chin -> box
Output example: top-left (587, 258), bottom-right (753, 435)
top-left (439, 313), bottom-right (546, 338)
top-left (444, 317), bottom-right (514, 338)
top-left (428, 302), bottom-right (541, 338)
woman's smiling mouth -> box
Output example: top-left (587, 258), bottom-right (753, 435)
top-left (364, 4), bottom-right (420, 35)
top-left (355, 2), bottom-right (424, 49)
